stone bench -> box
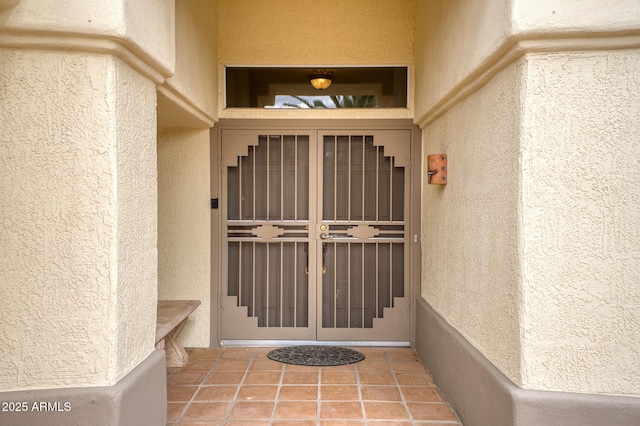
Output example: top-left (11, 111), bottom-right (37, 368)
top-left (155, 299), bottom-right (200, 368)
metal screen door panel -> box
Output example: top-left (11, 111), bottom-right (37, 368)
top-left (316, 132), bottom-right (410, 341)
top-left (221, 131), bottom-right (316, 340)
top-left (220, 129), bottom-right (410, 342)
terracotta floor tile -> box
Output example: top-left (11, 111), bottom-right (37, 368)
top-left (274, 401), bottom-right (318, 419)
top-left (361, 385), bottom-right (401, 401)
top-left (168, 385), bottom-right (199, 402)
top-left (406, 402), bottom-right (459, 421)
top-left (250, 359), bottom-right (284, 371)
top-left (320, 401), bottom-right (363, 420)
top-left (168, 372), bottom-right (209, 386)
top-left (194, 386), bottom-right (238, 401)
top-left (206, 371), bottom-right (245, 385)
top-left (254, 347), bottom-right (278, 358)
top-left (170, 348), bottom-right (461, 426)
top-left (401, 386), bottom-right (445, 402)
top-left (243, 371), bottom-right (282, 385)
top-left (356, 348), bottom-right (387, 360)
top-left (406, 423), bottom-right (461, 426)
top-left (356, 359), bottom-right (391, 371)
top-left (213, 359), bottom-right (250, 371)
top-left (385, 348), bottom-right (420, 361)
top-left (167, 402), bottom-right (188, 422)
top-left (322, 363), bottom-right (356, 371)
top-left (284, 364), bottom-right (321, 372)
top-left (358, 371), bottom-right (395, 385)
top-left (362, 401), bottom-right (409, 420)
top-left (272, 420), bottom-right (317, 426)
top-left (391, 360), bottom-right (427, 373)
top-left (179, 360), bottom-right (217, 372)
top-left (221, 348), bottom-right (256, 360)
top-left (282, 371), bottom-right (319, 385)
top-left (278, 385), bottom-right (318, 400)
top-left (320, 421), bottom-right (365, 426)
top-left (321, 371), bottom-right (357, 384)
top-left (181, 402), bottom-right (230, 421)
top-left (320, 385), bottom-right (360, 401)
top-left (228, 401), bottom-right (274, 420)
top-left (395, 373), bottom-right (435, 386)
top-left (237, 385), bottom-right (278, 401)
top-left (188, 347), bottom-right (224, 360)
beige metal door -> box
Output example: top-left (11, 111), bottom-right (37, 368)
top-left (220, 128), bottom-right (410, 342)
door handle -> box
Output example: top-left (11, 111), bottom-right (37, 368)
top-left (320, 232), bottom-right (333, 240)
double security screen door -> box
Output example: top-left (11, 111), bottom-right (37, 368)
top-left (220, 127), bottom-right (413, 343)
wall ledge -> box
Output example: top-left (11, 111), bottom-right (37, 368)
top-left (415, 32), bottom-right (640, 129)
top-left (0, 0), bottom-right (19, 10)
top-left (0, 30), bottom-right (169, 84)
top-left (0, 350), bottom-right (167, 426)
top-left (157, 82), bottom-right (216, 128)
top-left (415, 297), bottom-right (640, 426)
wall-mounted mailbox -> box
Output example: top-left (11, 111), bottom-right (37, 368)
top-left (427, 154), bottom-right (447, 185)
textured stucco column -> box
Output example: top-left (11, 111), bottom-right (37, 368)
top-left (0, 48), bottom-right (163, 424)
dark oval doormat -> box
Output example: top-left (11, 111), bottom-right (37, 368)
top-left (267, 345), bottom-right (365, 367)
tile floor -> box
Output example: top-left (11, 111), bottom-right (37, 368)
top-left (166, 346), bottom-right (462, 425)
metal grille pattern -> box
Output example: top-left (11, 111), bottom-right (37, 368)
top-left (320, 135), bottom-right (405, 329)
top-left (227, 135), bottom-right (310, 328)
top-left (224, 131), bottom-right (407, 334)
top-left (322, 135), bottom-right (404, 222)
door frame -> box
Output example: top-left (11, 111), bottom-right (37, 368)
top-left (210, 119), bottom-right (421, 347)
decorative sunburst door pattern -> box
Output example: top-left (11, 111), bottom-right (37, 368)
top-left (317, 132), bottom-right (410, 341)
top-left (221, 129), bottom-right (410, 342)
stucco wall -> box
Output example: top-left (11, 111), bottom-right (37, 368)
top-left (218, 0), bottom-right (415, 119)
top-left (0, 50), bottom-right (157, 390)
top-left (512, 0), bottom-right (640, 35)
top-left (113, 58), bottom-right (159, 382)
top-left (219, 0), bottom-right (414, 66)
top-left (520, 50), bottom-right (640, 396)
top-left (416, 0), bottom-right (640, 397)
top-left (158, 129), bottom-right (211, 348)
top-left (158, 0), bottom-right (218, 128)
top-left (0, 0), bottom-right (175, 75)
top-left (420, 60), bottom-right (525, 385)
top-left (414, 0), bottom-right (512, 121)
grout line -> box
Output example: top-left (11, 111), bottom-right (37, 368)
top-left (355, 360), bottom-right (369, 426)
top-left (172, 351), bottom-right (219, 424)
top-left (224, 347), bottom-right (255, 423)
top-left (270, 358), bottom-right (286, 424)
top-left (386, 348), bottom-right (415, 425)
top-left (317, 367), bottom-right (322, 425)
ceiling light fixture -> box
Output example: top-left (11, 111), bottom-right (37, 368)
top-left (309, 69), bottom-right (334, 90)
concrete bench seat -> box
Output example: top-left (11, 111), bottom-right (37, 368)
top-left (156, 299), bottom-right (200, 368)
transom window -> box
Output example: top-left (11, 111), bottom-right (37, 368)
top-left (225, 67), bottom-right (408, 109)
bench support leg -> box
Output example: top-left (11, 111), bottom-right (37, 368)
top-left (157, 318), bottom-right (190, 368)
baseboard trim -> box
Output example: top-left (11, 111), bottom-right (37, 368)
top-left (0, 349), bottom-right (167, 426)
top-left (415, 297), bottom-right (640, 426)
